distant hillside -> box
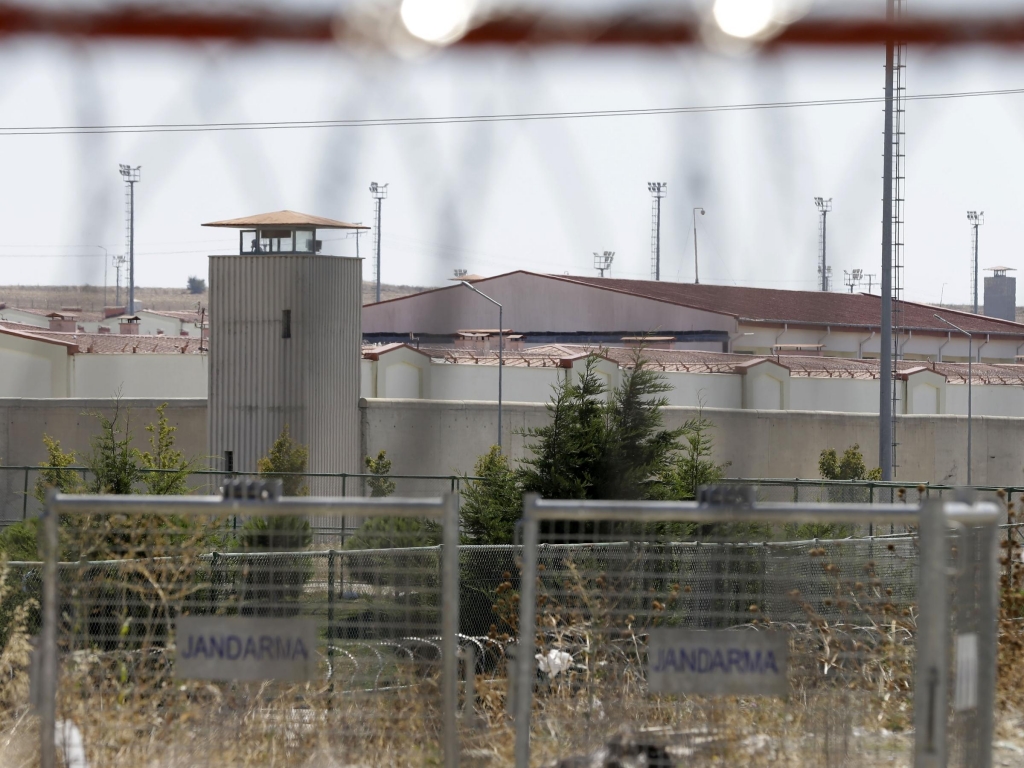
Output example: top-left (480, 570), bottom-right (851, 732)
top-left (0, 282), bottom-right (427, 313)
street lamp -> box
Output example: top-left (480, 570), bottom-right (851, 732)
top-left (461, 281), bottom-right (504, 450)
top-left (934, 314), bottom-right (973, 485)
top-left (693, 207), bottom-right (705, 284)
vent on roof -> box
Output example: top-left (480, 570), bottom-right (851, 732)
top-left (97, 325), bottom-right (110, 334)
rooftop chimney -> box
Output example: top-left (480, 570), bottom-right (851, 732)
top-left (47, 313), bottom-right (77, 332)
top-left (119, 316), bottom-right (141, 335)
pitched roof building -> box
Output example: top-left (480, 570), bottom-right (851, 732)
top-left (363, 271), bottom-right (1024, 363)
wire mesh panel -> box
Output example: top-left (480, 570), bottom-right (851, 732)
top-left (512, 496), bottom-right (1000, 768)
top-left (38, 492), bottom-right (459, 768)
top-left (948, 520), bottom-right (998, 768)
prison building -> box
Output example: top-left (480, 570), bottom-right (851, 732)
top-left (362, 271), bottom-right (1024, 363)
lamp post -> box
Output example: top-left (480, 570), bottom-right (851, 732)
top-left (934, 314), bottom-right (973, 485)
top-left (461, 281), bottom-right (503, 450)
top-left (693, 207), bottom-right (705, 284)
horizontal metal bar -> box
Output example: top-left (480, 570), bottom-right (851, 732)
top-left (3, 7), bottom-right (1024, 49)
top-left (0, 465), bottom-right (479, 481)
top-left (944, 501), bottom-right (1002, 525)
top-left (527, 498), bottom-right (923, 524)
top-left (47, 493), bottom-right (448, 519)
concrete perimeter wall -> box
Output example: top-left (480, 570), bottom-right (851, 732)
top-left (360, 398), bottom-right (1024, 492)
top-left (4, 396), bottom-right (1023, 521)
top-left (0, 398), bottom-right (207, 522)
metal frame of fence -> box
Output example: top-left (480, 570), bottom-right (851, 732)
top-left (0, 466), bottom-right (479, 531)
top-left (38, 491), bottom-right (461, 768)
top-left (514, 495), bottom-right (1000, 768)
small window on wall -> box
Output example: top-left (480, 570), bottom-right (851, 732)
top-left (225, 451), bottom-right (234, 473)
top-left (282, 309), bottom-right (292, 339)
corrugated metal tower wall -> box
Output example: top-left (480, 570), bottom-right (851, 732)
top-left (984, 275), bottom-right (1016, 322)
top-left (208, 254), bottom-right (362, 486)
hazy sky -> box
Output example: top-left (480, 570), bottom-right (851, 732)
top-left (0, 0), bottom-right (1022, 307)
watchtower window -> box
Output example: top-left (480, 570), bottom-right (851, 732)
top-left (282, 309), bottom-right (292, 339)
top-left (240, 228), bottom-right (318, 254)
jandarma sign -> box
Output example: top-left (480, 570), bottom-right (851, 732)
top-left (175, 616), bottom-right (317, 682)
top-left (647, 629), bottom-right (789, 696)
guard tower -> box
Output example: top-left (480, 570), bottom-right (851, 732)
top-left (202, 211), bottom-right (368, 487)
top-left (983, 266), bottom-right (1017, 322)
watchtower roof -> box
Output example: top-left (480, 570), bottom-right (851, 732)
top-left (202, 210), bottom-right (368, 230)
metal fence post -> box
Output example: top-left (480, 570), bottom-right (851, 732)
top-left (515, 494), bottom-right (540, 768)
top-left (22, 467), bottom-right (29, 520)
top-left (975, 515), bottom-right (999, 768)
top-left (915, 499), bottom-right (949, 768)
top-left (442, 492), bottom-right (460, 768)
top-left (39, 493), bottom-right (59, 768)
top-left (327, 549), bottom-right (336, 690)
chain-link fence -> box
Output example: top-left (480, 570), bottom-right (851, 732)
top-left (13, 492), bottom-right (1001, 766)
top-left (36, 491), bottom-right (460, 768)
top-left (9, 470), bottom-right (1022, 534)
top-left (731, 478), bottom-right (1019, 509)
top-left (512, 495), bottom-right (1000, 768)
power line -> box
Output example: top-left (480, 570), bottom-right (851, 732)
top-left (0, 87), bottom-right (1022, 136)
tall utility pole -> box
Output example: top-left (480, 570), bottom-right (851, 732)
top-left (879, 0), bottom-right (896, 482)
top-left (119, 164), bottom-right (141, 314)
top-left (968, 211), bottom-right (985, 313)
top-left (815, 197), bottom-right (833, 291)
top-left (692, 207), bottom-right (705, 284)
top-left (113, 254), bottom-right (126, 307)
top-left (648, 182), bottom-right (667, 281)
top-left (370, 182), bottom-right (388, 303)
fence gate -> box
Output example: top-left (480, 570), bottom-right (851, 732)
top-left (38, 486), bottom-right (460, 768)
top-left (514, 494), bottom-right (999, 768)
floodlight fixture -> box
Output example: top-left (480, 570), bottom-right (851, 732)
top-left (593, 251), bottom-right (614, 277)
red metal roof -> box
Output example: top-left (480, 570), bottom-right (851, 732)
top-left (0, 323), bottom-right (205, 354)
top-left (546, 274), bottom-right (1024, 336)
top-left (416, 343), bottom-right (1024, 385)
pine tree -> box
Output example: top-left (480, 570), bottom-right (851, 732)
top-left (460, 446), bottom-right (521, 545)
top-left (597, 349), bottom-right (681, 500)
top-left (518, 355), bottom-right (607, 500)
top-left (139, 403), bottom-right (194, 495)
top-left (364, 450), bottom-right (396, 497)
top-left (32, 435), bottom-right (83, 503)
top-left (666, 407), bottom-right (728, 501)
top-left (256, 425), bottom-right (310, 497)
top-left (84, 401), bottom-right (141, 494)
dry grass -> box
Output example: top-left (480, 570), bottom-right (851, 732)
top-left (4, 506), bottom-right (1024, 767)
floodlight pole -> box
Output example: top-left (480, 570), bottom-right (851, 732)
top-left (461, 281), bottom-right (503, 450)
top-left (879, 0), bottom-right (896, 482)
top-left (119, 164), bottom-right (141, 314)
top-left (370, 183), bottom-right (388, 303)
top-left (935, 314), bottom-right (973, 485)
top-left (968, 211), bottom-right (984, 314)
